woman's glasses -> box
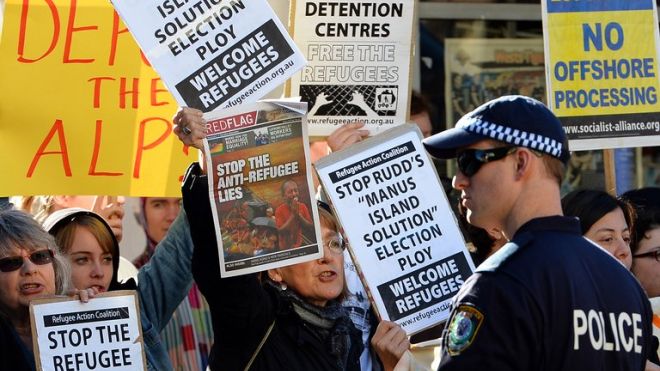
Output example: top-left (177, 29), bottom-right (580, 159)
top-left (0, 249), bottom-right (54, 272)
top-left (632, 249), bottom-right (659, 262)
top-left (324, 236), bottom-right (346, 255)
top-left (456, 146), bottom-right (518, 177)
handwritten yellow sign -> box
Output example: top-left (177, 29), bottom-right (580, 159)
top-left (0, 0), bottom-right (196, 196)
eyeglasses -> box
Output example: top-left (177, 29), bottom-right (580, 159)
top-left (324, 236), bottom-right (346, 255)
top-left (456, 146), bottom-right (518, 177)
top-left (632, 249), bottom-right (659, 262)
top-left (0, 249), bottom-right (54, 273)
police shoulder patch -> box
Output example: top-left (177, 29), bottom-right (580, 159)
top-left (445, 303), bottom-right (484, 356)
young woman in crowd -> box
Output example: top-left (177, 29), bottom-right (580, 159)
top-left (0, 209), bottom-right (95, 371)
top-left (622, 187), bottom-right (660, 299)
top-left (134, 196), bottom-right (214, 371)
top-left (43, 207), bottom-right (195, 371)
top-left (622, 188), bottom-right (660, 367)
top-left (175, 107), bottom-right (410, 371)
top-left (561, 189), bottom-right (634, 269)
top-left (563, 189), bottom-right (660, 369)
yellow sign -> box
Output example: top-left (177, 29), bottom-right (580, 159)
top-left (0, 0), bottom-right (196, 196)
top-left (542, 0), bottom-right (660, 150)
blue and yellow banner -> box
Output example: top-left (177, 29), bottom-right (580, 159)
top-left (542, 0), bottom-right (660, 150)
top-left (0, 0), bottom-right (197, 196)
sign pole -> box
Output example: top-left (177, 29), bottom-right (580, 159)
top-left (603, 149), bottom-right (617, 196)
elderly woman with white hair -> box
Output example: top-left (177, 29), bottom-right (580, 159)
top-left (0, 209), bottom-right (94, 371)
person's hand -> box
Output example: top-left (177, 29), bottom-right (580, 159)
top-left (92, 196), bottom-right (124, 242)
top-left (371, 321), bottom-right (410, 371)
top-left (314, 92), bottom-right (332, 107)
top-left (309, 92), bottom-right (333, 116)
top-left (327, 122), bottom-right (369, 152)
top-left (173, 107), bottom-right (206, 150)
top-left (645, 360), bottom-right (660, 371)
top-left (68, 287), bottom-right (98, 303)
top-left (288, 198), bottom-right (300, 216)
top-left (350, 91), bottom-right (369, 109)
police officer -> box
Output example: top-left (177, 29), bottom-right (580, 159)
top-left (423, 95), bottom-right (654, 370)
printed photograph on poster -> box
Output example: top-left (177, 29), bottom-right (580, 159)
top-left (542, 0), bottom-right (660, 150)
top-left (110, 0), bottom-right (306, 111)
top-left (445, 38), bottom-right (545, 127)
top-left (288, 0), bottom-right (416, 136)
top-left (29, 291), bottom-right (145, 371)
top-left (315, 125), bottom-right (475, 335)
top-left (203, 101), bottom-right (323, 277)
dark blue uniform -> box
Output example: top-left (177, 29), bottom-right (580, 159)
top-left (438, 216), bottom-right (653, 370)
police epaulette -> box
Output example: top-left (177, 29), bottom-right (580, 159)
top-left (475, 232), bottom-right (533, 272)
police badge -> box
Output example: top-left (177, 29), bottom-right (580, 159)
top-left (446, 304), bottom-right (484, 355)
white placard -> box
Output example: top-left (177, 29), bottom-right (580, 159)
top-left (315, 125), bottom-right (475, 334)
top-left (111, 0), bottom-right (306, 111)
top-left (30, 291), bottom-right (145, 371)
top-left (289, 0), bottom-right (416, 136)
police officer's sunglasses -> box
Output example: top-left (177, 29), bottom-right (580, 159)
top-left (0, 249), bottom-right (54, 272)
top-left (632, 249), bottom-right (660, 262)
top-left (456, 146), bottom-right (518, 177)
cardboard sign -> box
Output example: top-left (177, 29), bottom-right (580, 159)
top-left (111, 0), bottom-right (306, 112)
top-left (445, 38), bottom-right (545, 127)
top-left (30, 291), bottom-right (145, 371)
top-left (315, 125), bottom-right (474, 334)
top-left (542, 0), bottom-right (660, 150)
top-left (288, 0), bottom-right (416, 136)
top-left (0, 0), bottom-right (196, 197)
top-left (203, 100), bottom-right (323, 276)
top-left (652, 297), bottom-right (660, 361)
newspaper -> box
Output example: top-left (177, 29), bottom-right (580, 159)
top-left (203, 100), bottom-right (323, 276)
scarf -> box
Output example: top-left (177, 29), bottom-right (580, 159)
top-left (268, 281), bottom-right (356, 370)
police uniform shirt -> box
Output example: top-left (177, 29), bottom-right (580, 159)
top-left (438, 216), bottom-right (653, 370)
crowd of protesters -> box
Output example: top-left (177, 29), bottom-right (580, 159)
top-left (1, 93), bottom-right (658, 371)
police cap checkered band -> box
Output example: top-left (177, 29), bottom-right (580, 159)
top-left (423, 95), bottom-right (570, 164)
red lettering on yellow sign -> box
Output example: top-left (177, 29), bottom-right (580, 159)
top-left (27, 119), bottom-right (72, 177)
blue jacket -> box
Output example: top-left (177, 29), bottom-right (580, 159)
top-left (136, 210), bottom-right (194, 371)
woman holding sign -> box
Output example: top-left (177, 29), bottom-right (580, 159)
top-left (44, 207), bottom-right (195, 371)
top-left (0, 209), bottom-right (94, 371)
top-left (175, 107), bottom-right (410, 371)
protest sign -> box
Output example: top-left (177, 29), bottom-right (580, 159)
top-left (445, 38), bottom-right (545, 126)
top-left (288, 0), bottom-right (416, 136)
top-left (30, 291), bottom-right (145, 371)
top-left (203, 100), bottom-right (322, 277)
top-left (542, 0), bottom-right (660, 150)
top-left (111, 0), bottom-right (306, 112)
top-left (652, 297), bottom-right (660, 360)
top-left (315, 124), bottom-right (474, 334)
top-left (0, 0), bottom-right (196, 197)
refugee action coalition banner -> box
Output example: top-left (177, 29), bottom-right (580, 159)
top-left (315, 125), bottom-right (474, 334)
top-left (111, 0), bottom-right (306, 112)
top-left (30, 291), bottom-right (145, 371)
top-left (445, 39), bottom-right (545, 127)
top-left (0, 0), bottom-right (195, 197)
top-left (543, 0), bottom-right (660, 150)
top-left (203, 100), bottom-right (323, 276)
top-left (289, 0), bottom-right (415, 136)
